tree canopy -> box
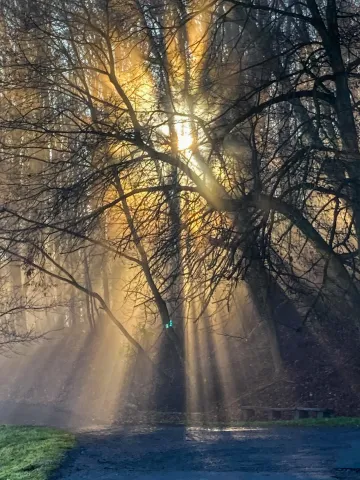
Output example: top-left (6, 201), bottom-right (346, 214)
top-left (0, 0), bottom-right (359, 381)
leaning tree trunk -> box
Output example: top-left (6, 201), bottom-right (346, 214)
top-left (247, 263), bottom-right (283, 374)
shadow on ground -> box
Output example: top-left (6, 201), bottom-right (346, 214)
top-left (52, 425), bottom-right (360, 480)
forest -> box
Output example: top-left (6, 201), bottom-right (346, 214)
top-left (0, 0), bottom-right (359, 422)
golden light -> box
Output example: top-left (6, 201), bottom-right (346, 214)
top-left (175, 120), bottom-right (193, 151)
top-left (158, 117), bottom-right (193, 152)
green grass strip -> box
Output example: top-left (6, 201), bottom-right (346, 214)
top-left (0, 425), bottom-right (75, 480)
top-left (187, 417), bottom-right (360, 428)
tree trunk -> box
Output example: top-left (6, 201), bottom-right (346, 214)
top-left (247, 264), bottom-right (283, 374)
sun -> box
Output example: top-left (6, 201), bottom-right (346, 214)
top-left (175, 120), bottom-right (193, 151)
top-left (157, 116), bottom-right (193, 152)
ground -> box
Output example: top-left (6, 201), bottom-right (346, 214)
top-left (0, 425), bottom-right (75, 480)
top-left (54, 425), bottom-right (360, 480)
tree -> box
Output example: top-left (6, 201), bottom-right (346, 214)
top-left (0, 0), bottom-right (359, 381)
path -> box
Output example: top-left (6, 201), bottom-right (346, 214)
top-left (54, 426), bottom-right (360, 480)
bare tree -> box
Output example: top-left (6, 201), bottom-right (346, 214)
top-left (0, 0), bottom-right (359, 378)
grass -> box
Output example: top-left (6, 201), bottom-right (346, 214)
top-left (0, 425), bottom-right (75, 480)
top-left (118, 411), bottom-right (360, 428)
top-left (190, 417), bottom-right (360, 428)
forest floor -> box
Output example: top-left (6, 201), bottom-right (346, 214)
top-left (53, 425), bottom-right (360, 480)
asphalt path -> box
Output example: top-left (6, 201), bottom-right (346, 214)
top-left (53, 426), bottom-right (360, 480)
